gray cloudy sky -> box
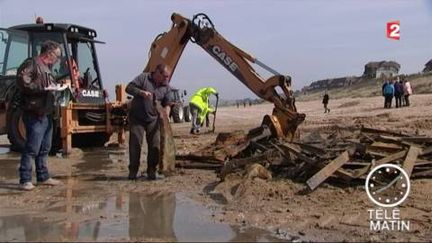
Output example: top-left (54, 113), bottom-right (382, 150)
top-left (1, 0), bottom-right (431, 99)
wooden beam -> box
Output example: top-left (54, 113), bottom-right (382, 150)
top-left (352, 164), bottom-right (372, 178)
top-left (420, 146), bottom-right (432, 156)
top-left (370, 142), bottom-right (403, 150)
top-left (306, 151), bottom-right (350, 190)
top-left (335, 168), bottom-right (354, 182)
top-left (361, 127), bottom-right (410, 137)
top-left (365, 150), bottom-right (388, 158)
top-left (415, 160), bottom-right (432, 166)
top-left (412, 169), bottom-right (432, 178)
top-left (374, 150), bottom-right (407, 167)
top-left (378, 135), bottom-right (402, 143)
top-left (292, 142), bottom-right (326, 156)
top-left (401, 137), bottom-right (432, 144)
top-left (401, 146), bottom-right (422, 178)
top-left (280, 143), bottom-right (317, 164)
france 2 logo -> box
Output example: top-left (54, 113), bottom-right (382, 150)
top-left (387, 20), bottom-right (400, 40)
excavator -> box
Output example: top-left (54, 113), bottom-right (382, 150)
top-left (0, 12), bottom-right (304, 161)
top-left (145, 13), bottom-right (305, 141)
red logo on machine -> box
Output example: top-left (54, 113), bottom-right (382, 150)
top-left (386, 20), bottom-right (400, 40)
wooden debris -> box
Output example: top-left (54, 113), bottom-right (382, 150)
top-left (179, 125), bottom-right (432, 191)
top-left (306, 151), bottom-right (350, 190)
top-left (157, 101), bottom-right (176, 174)
top-left (401, 137), bottom-right (432, 144)
top-left (413, 169), bottom-right (432, 178)
top-left (219, 150), bottom-right (276, 181)
top-left (335, 168), bottom-right (354, 182)
top-left (374, 150), bottom-right (407, 167)
top-left (361, 126), bottom-right (409, 137)
top-left (420, 146), bottom-right (432, 156)
top-left (400, 146), bottom-right (422, 178)
top-left (369, 142), bottom-right (403, 150)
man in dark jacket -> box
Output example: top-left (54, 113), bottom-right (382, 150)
top-left (322, 91), bottom-right (330, 113)
top-left (17, 40), bottom-right (63, 191)
top-left (126, 64), bottom-right (173, 180)
top-left (394, 78), bottom-right (404, 108)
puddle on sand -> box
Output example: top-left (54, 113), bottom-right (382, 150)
top-left (73, 149), bottom-right (116, 174)
top-left (71, 146), bottom-right (128, 176)
top-left (0, 192), bottom-right (283, 242)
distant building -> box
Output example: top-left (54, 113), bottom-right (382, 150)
top-left (363, 61), bottom-right (400, 79)
top-left (423, 59), bottom-right (432, 73)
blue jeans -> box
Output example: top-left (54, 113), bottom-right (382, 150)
top-left (19, 114), bottom-right (53, 184)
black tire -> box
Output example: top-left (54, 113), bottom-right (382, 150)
top-left (171, 104), bottom-right (184, 123)
top-left (7, 107), bottom-right (63, 153)
top-left (72, 132), bottom-right (110, 148)
top-left (183, 105), bottom-right (191, 122)
top-left (6, 108), bottom-right (26, 152)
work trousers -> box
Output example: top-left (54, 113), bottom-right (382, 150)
top-left (128, 118), bottom-right (160, 177)
top-left (323, 103), bottom-right (330, 113)
top-left (189, 103), bottom-right (202, 132)
top-left (404, 94), bottom-right (410, 106)
top-left (19, 114), bottom-right (52, 184)
top-left (384, 95), bottom-right (393, 108)
top-left (395, 94), bottom-right (402, 108)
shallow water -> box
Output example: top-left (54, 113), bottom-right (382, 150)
top-left (0, 191), bottom-right (282, 242)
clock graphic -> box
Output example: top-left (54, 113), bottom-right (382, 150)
top-left (365, 163), bottom-right (410, 208)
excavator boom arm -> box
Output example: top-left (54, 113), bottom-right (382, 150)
top-left (144, 13), bottom-right (305, 140)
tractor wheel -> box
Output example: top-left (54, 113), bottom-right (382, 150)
top-left (183, 106), bottom-right (191, 122)
top-left (72, 132), bottom-right (111, 148)
top-left (171, 104), bottom-right (184, 123)
top-left (6, 108), bottom-right (26, 152)
top-left (7, 108), bottom-right (63, 153)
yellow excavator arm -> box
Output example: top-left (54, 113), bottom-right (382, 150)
top-left (144, 13), bottom-right (305, 140)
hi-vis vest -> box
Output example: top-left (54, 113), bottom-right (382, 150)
top-left (189, 87), bottom-right (217, 123)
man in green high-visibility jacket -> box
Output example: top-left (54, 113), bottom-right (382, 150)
top-left (189, 87), bottom-right (218, 134)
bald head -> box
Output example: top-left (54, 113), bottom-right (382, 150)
top-left (152, 64), bottom-right (171, 86)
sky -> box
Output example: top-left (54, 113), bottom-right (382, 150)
top-left (1, 0), bottom-right (431, 100)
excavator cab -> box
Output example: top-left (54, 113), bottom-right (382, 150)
top-left (0, 22), bottom-right (104, 99)
top-left (0, 20), bottom-right (112, 152)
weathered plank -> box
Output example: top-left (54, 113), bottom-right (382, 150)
top-left (415, 159), bottom-right (432, 166)
top-left (420, 146), bottom-right (432, 156)
top-left (335, 168), bottom-right (354, 182)
top-left (412, 169), bottom-right (432, 178)
top-left (373, 150), bottom-right (407, 167)
top-left (292, 142), bottom-right (326, 156)
top-left (370, 142), bottom-right (403, 150)
top-left (352, 164), bottom-right (372, 178)
top-left (365, 149), bottom-right (388, 158)
top-left (378, 135), bottom-right (402, 143)
top-left (306, 151), bottom-right (350, 190)
top-left (156, 102), bottom-right (176, 174)
top-left (280, 143), bottom-right (317, 165)
top-left (361, 127), bottom-right (410, 137)
top-left (219, 150), bottom-right (275, 180)
top-left (401, 146), bottom-right (422, 178)
top-left (401, 137), bottom-right (432, 144)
